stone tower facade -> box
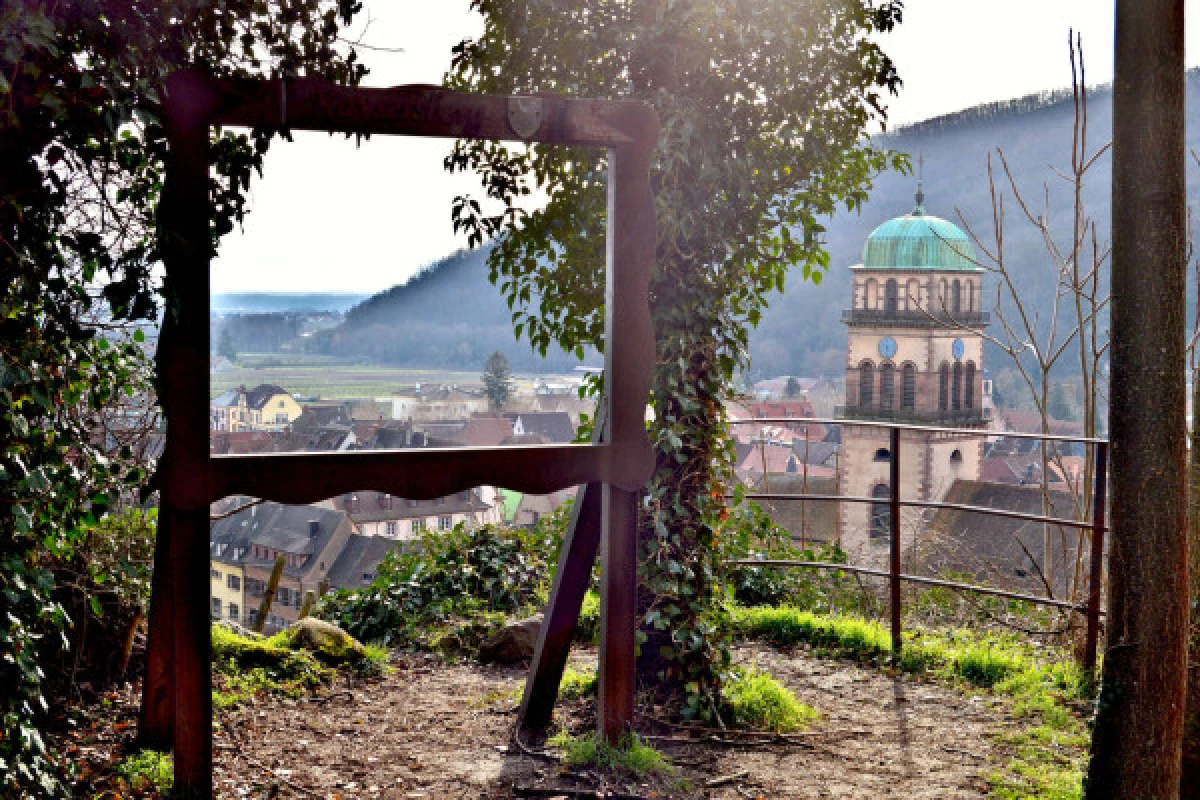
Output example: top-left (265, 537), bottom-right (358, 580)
top-left (837, 190), bottom-right (989, 561)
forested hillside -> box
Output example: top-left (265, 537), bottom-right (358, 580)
top-left (310, 247), bottom-right (596, 372)
top-left (318, 71), bottom-right (1200, 379)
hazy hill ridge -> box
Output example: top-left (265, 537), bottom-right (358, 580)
top-left (323, 70), bottom-right (1200, 378)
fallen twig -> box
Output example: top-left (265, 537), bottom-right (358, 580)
top-left (706, 769), bottom-right (751, 788)
top-left (311, 690), bottom-right (354, 705)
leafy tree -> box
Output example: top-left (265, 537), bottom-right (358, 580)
top-left (0, 2), bottom-right (363, 793)
top-left (217, 326), bottom-right (238, 363)
top-left (446, 0), bottom-right (905, 717)
top-left (482, 350), bottom-right (515, 409)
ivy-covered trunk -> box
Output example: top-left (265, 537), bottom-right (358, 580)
top-left (636, 267), bottom-right (734, 717)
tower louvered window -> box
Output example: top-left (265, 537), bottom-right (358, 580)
top-left (860, 361), bottom-right (875, 408)
top-left (901, 364), bottom-right (916, 410)
top-left (880, 363), bottom-right (895, 410)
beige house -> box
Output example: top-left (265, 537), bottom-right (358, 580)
top-left (318, 489), bottom-right (500, 540)
top-left (210, 384), bottom-right (303, 432)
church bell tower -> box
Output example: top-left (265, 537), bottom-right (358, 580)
top-left (837, 180), bottom-right (988, 558)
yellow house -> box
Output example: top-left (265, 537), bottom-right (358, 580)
top-left (209, 552), bottom-right (246, 624)
top-left (246, 384), bottom-right (303, 431)
top-left (210, 384), bottom-right (303, 433)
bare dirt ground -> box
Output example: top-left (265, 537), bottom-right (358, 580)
top-left (208, 644), bottom-right (1017, 799)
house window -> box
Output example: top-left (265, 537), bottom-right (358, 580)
top-left (386, 521), bottom-right (398, 537)
top-left (438, 515), bottom-right (453, 531)
top-left (210, 568), bottom-right (221, 580)
top-left (211, 597), bottom-right (222, 617)
top-left (859, 361), bottom-right (875, 408)
top-left (901, 364), bottom-right (916, 410)
top-left (880, 363), bottom-right (895, 410)
top-left (227, 574), bottom-right (240, 591)
top-left (412, 518), bottom-right (426, 534)
top-left (228, 603), bottom-right (240, 621)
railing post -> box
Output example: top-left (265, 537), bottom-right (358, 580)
top-left (1084, 440), bottom-right (1108, 675)
top-left (889, 426), bottom-right (902, 657)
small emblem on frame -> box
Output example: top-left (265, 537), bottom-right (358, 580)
top-left (507, 96), bottom-right (544, 140)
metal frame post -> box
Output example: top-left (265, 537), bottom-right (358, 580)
top-left (889, 426), bottom-right (902, 656)
top-left (1084, 440), bottom-right (1108, 674)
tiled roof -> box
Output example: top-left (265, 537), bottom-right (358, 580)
top-left (245, 384), bottom-right (291, 410)
top-left (325, 534), bottom-right (404, 590)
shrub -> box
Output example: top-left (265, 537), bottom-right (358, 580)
top-left (722, 666), bottom-right (818, 733)
top-left (319, 519), bottom-right (566, 649)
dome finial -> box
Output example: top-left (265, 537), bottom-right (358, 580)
top-left (914, 152), bottom-right (926, 215)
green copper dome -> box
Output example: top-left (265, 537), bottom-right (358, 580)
top-left (861, 201), bottom-right (978, 271)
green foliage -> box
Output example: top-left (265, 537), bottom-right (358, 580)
top-left (446, 0), bottom-right (907, 714)
top-left (558, 665), bottom-right (597, 701)
top-left (548, 731), bottom-right (673, 779)
top-left (481, 350), bottom-right (515, 410)
top-left (319, 521), bottom-right (562, 649)
top-left (717, 499), bottom-right (853, 609)
top-left (722, 666), bottom-right (818, 733)
top-left (1, 2), bottom-right (365, 794)
top-left (115, 749), bottom-right (173, 795)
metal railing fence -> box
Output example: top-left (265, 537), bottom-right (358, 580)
top-left (727, 415), bottom-right (1108, 673)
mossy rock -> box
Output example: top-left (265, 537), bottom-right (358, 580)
top-left (281, 618), bottom-right (367, 666)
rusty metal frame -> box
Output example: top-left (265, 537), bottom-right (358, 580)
top-left (140, 70), bottom-right (658, 797)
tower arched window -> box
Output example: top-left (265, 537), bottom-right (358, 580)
top-left (859, 361), bottom-right (875, 408)
top-left (884, 279), bottom-right (899, 312)
top-left (952, 361), bottom-right (963, 410)
top-left (952, 279), bottom-right (962, 313)
top-left (939, 279), bottom-right (948, 310)
top-left (938, 363), bottom-right (949, 411)
top-left (901, 363), bottom-right (917, 410)
top-left (880, 362), bottom-right (895, 410)
top-left (870, 483), bottom-right (890, 540)
top-left (967, 280), bottom-right (974, 311)
top-left (965, 361), bottom-right (977, 409)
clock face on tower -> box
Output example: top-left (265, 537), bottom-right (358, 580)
top-left (878, 336), bottom-right (897, 360)
top-left (952, 338), bottom-right (965, 360)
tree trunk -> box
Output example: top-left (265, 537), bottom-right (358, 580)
top-left (1183, 374), bottom-right (1200, 798)
top-left (1085, 3), bottom-right (1189, 798)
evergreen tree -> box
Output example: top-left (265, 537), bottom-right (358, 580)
top-left (482, 350), bottom-right (514, 410)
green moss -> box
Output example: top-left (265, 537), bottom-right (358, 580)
top-left (548, 731), bottom-right (673, 778)
top-left (210, 625), bottom-right (333, 709)
top-left (722, 667), bottom-right (818, 733)
top-left (116, 749), bottom-right (173, 794)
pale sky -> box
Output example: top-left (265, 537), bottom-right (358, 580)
top-left (211, 2), bottom-right (1200, 294)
